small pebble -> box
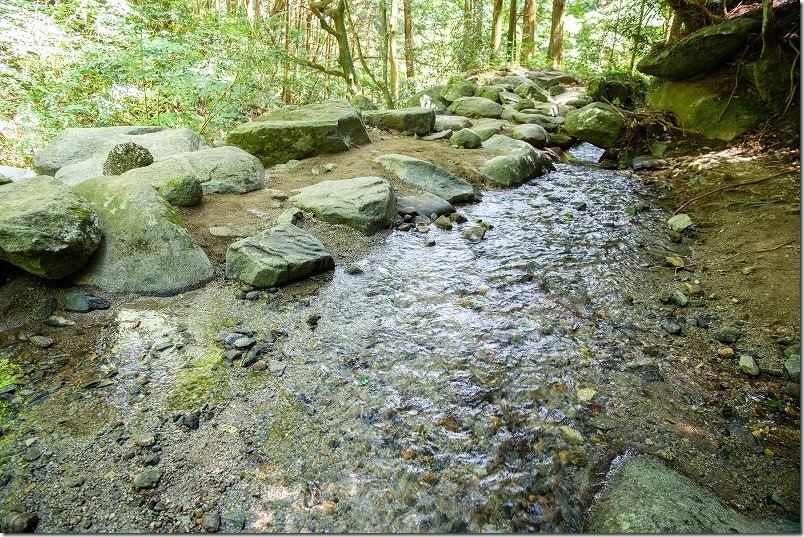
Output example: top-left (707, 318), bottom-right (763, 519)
top-left (29, 336), bottom-right (54, 348)
top-left (717, 347), bottom-right (735, 359)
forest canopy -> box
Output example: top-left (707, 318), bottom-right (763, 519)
top-left (0, 0), bottom-right (793, 166)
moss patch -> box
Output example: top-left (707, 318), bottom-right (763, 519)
top-left (167, 350), bottom-right (227, 410)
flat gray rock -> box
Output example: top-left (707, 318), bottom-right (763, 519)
top-left (586, 456), bottom-right (799, 533)
top-left (73, 176), bottom-right (213, 295)
top-left (375, 153), bottom-right (480, 204)
top-left (361, 107), bottom-right (435, 136)
top-left (35, 126), bottom-right (206, 178)
top-left (395, 192), bottom-right (455, 218)
top-left (0, 166), bottom-right (35, 183)
top-left (225, 224), bottom-right (334, 288)
top-left (0, 176), bottom-right (101, 279)
top-left (289, 176), bottom-right (396, 235)
top-left (121, 146), bottom-right (265, 194)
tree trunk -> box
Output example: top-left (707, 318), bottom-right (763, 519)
top-left (490, 0), bottom-right (504, 58)
top-left (760, 0), bottom-right (778, 59)
top-left (247, 0), bottom-right (261, 25)
top-left (546, 0), bottom-right (565, 69)
top-left (403, 0), bottom-right (414, 78)
top-left (628, 0), bottom-right (646, 73)
top-left (520, 0), bottom-right (536, 62)
top-left (389, 0), bottom-right (399, 104)
top-left (379, 0), bottom-right (389, 94)
top-left (310, 0), bottom-right (360, 93)
top-left (506, 0), bottom-right (518, 62)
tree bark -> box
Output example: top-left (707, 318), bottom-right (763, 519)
top-left (310, 0), bottom-right (360, 93)
top-left (546, 0), bottom-right (565, 69)
top-left (389, 0), bottom-right (399, 103)
top-left (490, 0), bottom-right (504, 58)
top-left (760, 0), bottom-right (778, 58)
top-left (628, 0), bottom-right (646, 72)
top-left (403, 0), bottom-right (414, 78)
top-left (506, 0), bottom-right (518, 62)
top-left (520, 0), bottom-right (536, 61)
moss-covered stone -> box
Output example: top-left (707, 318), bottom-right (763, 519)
top-left (440, 76), bottom-right (476, 102)
top-left (225, 99), bottom-right (370, 167)
top-left (158, 175), bottom-right (203, 207)
top-left (361, 107), bottom-right (435, 135)
top-left (563, 103), bottom-right (625, 148)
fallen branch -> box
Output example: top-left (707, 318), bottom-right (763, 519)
top-left (673, 170), bottom-right (794, 215)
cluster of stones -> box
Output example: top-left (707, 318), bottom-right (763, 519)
top-left (0, 68), bottom-right (635, 297)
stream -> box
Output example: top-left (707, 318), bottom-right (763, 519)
top-left (0, 143), bottom-right (796, 532)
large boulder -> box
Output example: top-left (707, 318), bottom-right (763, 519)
top-left (435, 115), bottom-right (473, 132)
top-left (225, 224), bottom-right (334, 288)
top-left (375, 154), bottom-right (480, 204)
top-left (289, 176), bottom-right (396, 235)
top-left (514, 81), bottom-right (550, 103)
top-left (0, 166), bottom-right (35, 183)
top-left (637, 17), bottom-right (761, 80)
top-left (474, 85), bottom-right (506, 103)
top-left (0, 176), bottom-right (101, 279)
top-left (512, 124), bottom-right (550, 148)
top-left (404, 87), bottom-right (449, 113)
top-left (448, 97), bottom-right (504, 119)
top-left (361, 107), bottom-right (435, 136)
top-left (34, 126), bottom-right (206, 177)
top-left (121, 146), bottom-right (265, 194)
top-left (586, 457), bottom-right (799, 533)
top-left (563, 102), bottom-right (625, 148)
top-left (73, 176), bottom-right (214, 295)
top-left (503, 108), bottom-right (564, 131)
top-left (647, 74), bottom-right (764, 141)
top-left (102, 142), bottom-right (154, 175)
top-left (225, 99), bottom-right (370, 167)
top-left (479, 135), bottom-right (553, 187)
top-left (440, 76), bottom-right (477, 103)
top-left (492, 75), bottom-right (532, 90)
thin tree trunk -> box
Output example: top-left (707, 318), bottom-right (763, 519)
top-left (520, 0), bottom-right (536, 62)
top-left (760, 0), bottom-right (778, 59)
top-left (506, 0), bottom-right (518, 62)
top-left (389, 0), bottom-right (399, 104)
top-left (628, 0), bottom-right (646, 73)
top-left (490, 0), bottom-right (504, 58)
top-left (403, 0), bottom-right (414, 79)
top-left (379, 0), bottom-right (389, 96)
top-left (310, 0), bottom-right (360, 93)
top-left (247, 0), bottom-right (261, 25)
top-left (546, 0), bottom-right (565, 69)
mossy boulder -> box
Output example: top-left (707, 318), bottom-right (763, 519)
top-left (0, 176), bottom-right (102, 278)
top-left (121, 146), bottom-right (264, 194)
top-left (474, 85), bottom-right (506, 103)
top-left (102, 142), bottom-right (154, 175)
top-left (289, 176), bottom-right (396, 235)
top-left (350, 95), bottom-right (378, 111)
top-left (225, 224), bottom-right (335, 288)
top-left (514, 81), bottom-right (550, 103)
top-left (512, 124), bottom-right (550, 148)
top-left (158, 175), bottom-right (204, 207)
top-left (450, 128), bottom-right (483, 149)
top-left (440, 76), bottom-right (477, 103)
top-left (647, 74), bottom-right (764, 141)
top-left (563, 102), bottom-right (625, 148)
top-left (361, 107), bottom-right (435, 135)
top-left (404, 86), bottom-right (449, 113)
top-left (225, 99), bottom-right (370, 167)
top-left (448, 97), bottom-right (504, 119)
top-left (479, 135), bottom-right (553, 187)
top-left (73, 176), bottom-right (213, 295)
top-left (637, 17), bottom-right (761, 80)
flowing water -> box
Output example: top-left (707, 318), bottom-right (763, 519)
top-left (5, 143), bottom-right (771, 532)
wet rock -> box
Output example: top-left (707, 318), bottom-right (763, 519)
top-left (376, 154), bottom-right (480, 204)
top-left (660, 318), bottom-right (682, 335)
top-left (233, 337), bottom-right (256, 349)
top-left (184, 411), bottom-right (200, 430)
top-left (784, 354), bottom-right (800, 382)
top-left (739, 355), bottom-right (760, 376)
top-left (132, 433), bottom-right (156, 448)
top-left (65, 291), bottom-right (111, 312)
top-left (461, 226), bottom-right (487, 243)
top-left (43, 315), bottom-right (75, 327)
top-left (563, 103), bottom-right (625, 149)
top-left (433, 216), bottom-right (453, 230)
top-left (480, 135), bottom-right (553, 187)
top-left (242, 344), bottom-right (272, 368)
top-left (670, 290), bottom-right (688, 307)
top-left (29, 336), bottom-right (54, 348)
top-left (395, 193), bottom-right (455, 218)
top-left (632, 156), bottom-right (667, 170)
top-left (226, 224), bottom-right (334, 288)
top-left (424, 238), bottom-right (436, 247)
top-left (450, 212), bottom-right (468, 223)
top-left (307, 313), bottom-right (321, 327)
top-left (667, 213), bottom-right (693, 232)
top-left (713, 326), bottom-right (741, 344)
top-left (132, 468), bottom-right (162, 491)
top-left (102, 142), bottom-right (154, 175)
top-left (343, 264), bottom-right (364, 275)
top-left (1, 511), bottom-right (39, 533)
top-left (586, 456), bottom-right (798, 533)
top-left (22, 447), bottom-right (41, 461)
top-left (202, 510), bottom-right (221, 533)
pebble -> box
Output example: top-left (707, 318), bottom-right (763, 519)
top-left (670, 290), bottom-right (688, 307)
top-left (660, 318), bottom-right (682, 335)
top-left (264, 188), bottom-right (288, 200)
top-left (64, 291), bottom-right (110, 313)
top-left (738, 355), bottom-right (760, 376)
top-left (665, 256), bottom-right (685, 268)
top-left (208, 226), bottom-right (234, 237)
top-left (132, 468), bottom-right (162, 491)
top-left (67, 476), bottom-right (85, 488)
top-left (433, 216), bottom-right (452, 230)
top-left (343, 264), bottom-right (364, 275)
top-left (306, 314), bottom-right (321, 327)
top-left (268, 362), bottom-right (286, 376)
top-left (717, 347), bottom-right (735, 359)
top-left (29, 336), bottom-right (54, 348)
top-left (667, 213), bottom-right (693, 232)
top-left (184, 411), bottom-right (200, 430)
top-left (449, 212), bottom-right (468, 223)
top-left (132, 433), bottom-right (156, 448)
top-left (244, 291), bottom-right (262, 301)
top-left (713, 326), bottom-right (741, 344)
top-left (233, 337), bottom-right (256, 349)
top-left (251, 360), bottom-right (268, 372)
top-left (201, 510), bottom-right (221, 532)
top-left (461, 226), bottom-right (486, 242)
top-left (424, 238), bottom-right (436, 246)
top-left (22, 447), bottom-right (41, 462)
